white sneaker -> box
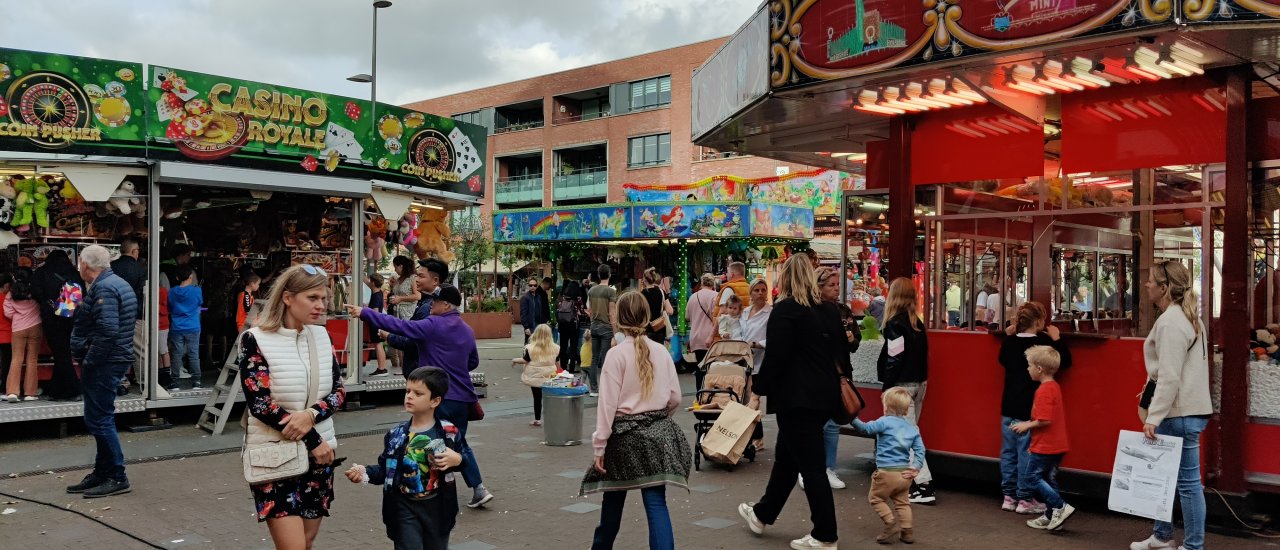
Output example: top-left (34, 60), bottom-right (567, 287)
top-left (826, 469), bottom-right (846, 490)
top-left (1130, 535), bottom-right (1177, 550)
top-left (22, 396), bottom-right (38, 402)
top-left (789, 534), bottom-right (837, 549)
top-left (737, 502), bottom-right (765, 535)
top-left (3, 394), bottom-right (17, 403)
top-left (1046, 503), bottom-right (1075, 530)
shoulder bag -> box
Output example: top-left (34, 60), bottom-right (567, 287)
top-left (241, 328), bottom-right (320, 484)
top-left (834, 364), bottom-right (865, 424)
top-left (1138, 332), bottom-right (1200, 423)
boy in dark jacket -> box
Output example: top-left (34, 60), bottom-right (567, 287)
top-left (998, 302), bottom-right (1071, 515)
top-left (347, 367), bottom-right (464, 549)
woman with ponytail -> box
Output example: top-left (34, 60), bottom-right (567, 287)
top-left (1132, 260), bottom-right (1212, 550)
top-left (581, 291), bottom-right (688, 550)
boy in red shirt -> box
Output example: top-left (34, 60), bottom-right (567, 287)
top-left (1012, 345), bottom-right (1075, 531)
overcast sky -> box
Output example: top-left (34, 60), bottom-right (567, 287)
top-left (1, 0), bottom-right (761, 106)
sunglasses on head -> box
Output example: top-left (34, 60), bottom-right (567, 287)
top-left (301, 264), bottom-right (327, 277)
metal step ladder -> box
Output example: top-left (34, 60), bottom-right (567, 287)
top-left (197, 336), bottom-right (244, 435)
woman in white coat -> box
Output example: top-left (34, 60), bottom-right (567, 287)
top-left (239, 264), bottom-right (346, 550)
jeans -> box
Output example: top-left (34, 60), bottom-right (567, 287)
top-left (1027, 452), bottom-right (1065, 511)
top-left (384, 491), bottom-right (455, 550)
top-left (896, 382), bottom-right (932, 484)
top-left (170, 330), bottom-right (201, 380)
top-left (559, 321), bottom-right (581, 372)
top-left (83, 362), bottom-right (130, 482)
top-left (823, 419), bottom-right (840, 470)
top-left (551, 324), bottom-right (560, 344)
top-left (591, 486), bottom-right (674, 550)
top-left (1153, 415), bottom-right (1209, 550)
top-left (1000, 416), bottom-right (1033, 500)
top-left (753, 409), bottom-right (839, 544)
top-left (947, 311), bottom-right (960, 327)
top-left (435, 399), bottom-right (484, 489)
top-left (588, 325), bottom-right (613, 393)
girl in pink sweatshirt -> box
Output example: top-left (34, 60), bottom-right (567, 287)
top-left (4, 269), bottom-right (43, 402)
top-left (579, 291), bottom-right (689, 549)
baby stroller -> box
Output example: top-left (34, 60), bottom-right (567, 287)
top-left (691, 339), bottom-right (759, 471)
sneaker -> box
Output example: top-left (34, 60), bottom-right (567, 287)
top-left (466, 488), bottom-right (494, 508)
top-left (1046, 503), bottom-right (1075, 530)
top-left (4, 394), bottom-right (17, 403)
top-left (826, 469), bottom-right (846, 490)
top-left (369, 369), bottom-right (389, 377)
top-left (529, 419), bottom-right (542, 427)
top-left (737, 502), bottom-right (765, 535)
top-left (908, 483), bottom-right (936, 504)
top-left (789, 534), bottom-right (837, 549)
top-left (588, 392), bottom-right (599, 397)
top-left (165, 384), bottom-right (180, 391)
top-left (1015, 499), bottom-right (1046, 515)
top-left (1026, 514), bottom-right (1053, 530)
top-left (1001, 495), bottom-right (1017, 511)
top-left (192, 382), bottom-right (204, 390)
top-left (1130, 535), bottom-right (1177, 550)
top-left (83, 479), bottom-right (131, 498)
top-left (66, 473), bottom-right (106, 493)
top-left (22, 396), bottom-right (37, 402)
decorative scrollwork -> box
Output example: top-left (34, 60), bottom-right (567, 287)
top-left (1140, 0), bottom-right (1174, 22)
top-left (1184, 0), bottom-right (1217, 21)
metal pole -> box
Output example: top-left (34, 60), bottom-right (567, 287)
top-left (839, 194), bottom-right (848, 303)
top-left (370, 4), bottom-right (378, 143)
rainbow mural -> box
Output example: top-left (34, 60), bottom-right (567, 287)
top-left (622, 169), bottom-right (848, 216)
top-left (493, 201), bottom-right (811, 243)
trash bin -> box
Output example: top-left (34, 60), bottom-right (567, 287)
top-left (542, 388), bottom-right (586, 446)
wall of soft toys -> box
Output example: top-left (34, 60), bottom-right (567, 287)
top-left (368, 210), bottom-right (456, 265)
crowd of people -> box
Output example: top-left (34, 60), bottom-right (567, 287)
top-left (26, 241), bottom-right (1211, 550)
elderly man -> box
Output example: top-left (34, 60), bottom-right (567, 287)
top-left (67, 245), bottom-right (137, 498)
top-left (349, 285), bottom-right (494, 508)
top-left (712, 261), bottom-right (751, 319)
top-left (383, 258), bottom-right (447, 378)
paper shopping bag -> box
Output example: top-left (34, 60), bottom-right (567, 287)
top-left (701, 401), bottom-right (760, 464)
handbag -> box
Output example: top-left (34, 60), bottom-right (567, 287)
top-left (833, 364), bottom-right (865, 425)
top-left (1138, 334), bottom-right (1200, 423)
top-left (241, 328), bottom-right (321, 484)
top-left (468, 401), bottom-right (485, 421)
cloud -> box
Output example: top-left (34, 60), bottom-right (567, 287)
top-left (0, 0), bottom-right (764, 106)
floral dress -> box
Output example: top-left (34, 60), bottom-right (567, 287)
top-left (239, 332), bottom-right (346, 522)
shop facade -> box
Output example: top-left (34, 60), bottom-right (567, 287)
top-left (694, 0), bottom-right (1280, 505)
top-left (0, 47), bottom-right (487, 423)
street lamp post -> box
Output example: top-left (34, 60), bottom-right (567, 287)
top-left (348, 0), bottom-right (392, 149)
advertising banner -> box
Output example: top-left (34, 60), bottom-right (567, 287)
top-left (0, 48), bottom-right (146, 155)
top-left (146, 65), bottom-right (486, 197)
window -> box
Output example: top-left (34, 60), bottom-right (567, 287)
top-left (454, 110), bottom-right (481, 126)
top-left (629, 134), bottom-right (671, 167)
top-left (630, 76), bottom-right (671, 111)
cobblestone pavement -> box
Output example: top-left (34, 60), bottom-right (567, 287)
top-left (0, 332), bottom-right (1272, 549)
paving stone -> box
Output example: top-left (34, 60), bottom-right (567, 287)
top-left (689, 484), bottom-right (725, 494)
top-left (692, 517), bottom-right (738, 529)
top-left (450, 540), bottom-right (496, 550)
top-left (561, 502), bottom-right (601, 514)
top-left (558, 470), bottom-right (584, 478)
top-left (513, 452), bottom-right (542, 459)
top-left (512, 436), bottom-right (540, 442)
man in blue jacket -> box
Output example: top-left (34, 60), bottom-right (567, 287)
top-left (348, 285), bottom-right (495, 509)
top-left (385, 258), bottom-right (446, 378)
top-left (67, 245), bottom-right (137, 498)
top-left (519, 277), bottom-right (547, 344)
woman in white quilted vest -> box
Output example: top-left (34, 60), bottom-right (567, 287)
top-left (238, 264), bottom-right (346, 549)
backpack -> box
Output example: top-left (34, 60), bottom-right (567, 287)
top-left (55, 281), bottom-right (83, 318)
top-left (556, 295), bottom-right (576, 324)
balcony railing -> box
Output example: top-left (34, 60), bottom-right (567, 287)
top-left (494, 120), bottom-right (545, 134)
top-left (554, 111), bottom-right (611, 124)
top-left (494, 175), bottom-right (543, 205)
top-left (553, 167), bottom-right (608, 201)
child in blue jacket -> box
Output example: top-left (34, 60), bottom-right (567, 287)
top-left (851, 387), bottom-right (928, 544)
top-left (346, 367), bottom-right (464, 549)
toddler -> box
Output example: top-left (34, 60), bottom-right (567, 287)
top-left (851, 387), bottom-right (927, 544)
top-left (1011, 345), bottom-right (1075, 531)
top-left (717, 294), bottom-right (744, 341)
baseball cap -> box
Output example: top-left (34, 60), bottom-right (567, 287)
top-left (436, 284), bottom-right (462, 307)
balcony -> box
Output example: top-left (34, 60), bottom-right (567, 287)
top-left (494, 98), bottom-right (544, 134)
top-left (494, 175), bottom-right (544, 206)
top-left (553, 86), bottom-right (611, 125)
top-left (553, 168), bottom-right (608, 202)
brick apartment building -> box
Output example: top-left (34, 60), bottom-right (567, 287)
top-left (405, 38), bottom-right (818, 217)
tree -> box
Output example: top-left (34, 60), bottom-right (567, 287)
top-left (449, 208), bottom-right (494, 297)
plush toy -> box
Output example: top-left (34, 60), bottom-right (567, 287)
top-left (400, 213), bottom-right (418, 248)
top-left (1253, 329), bottom-right (1278, 360)
top-left (365, 216), bottom-right (387, 264)
top-left (413, 208), bottom-right (454, 262)
top-left (106, 180), bottom-right (140, 215)
top-left (59, 179), bottom-right (84, 205)
top-left (0, 177), bottom-right (18, 247)
top-left (12, 176), bottom-right (50, 229)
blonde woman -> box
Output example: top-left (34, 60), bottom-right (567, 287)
top-left (522, 324), bottom-right (560, 426)
top-left (1131, 260), bottom-right (1212, 550)
top-left (238, 264), bottom-right (345, 549)
top-left (877, 277), bottom-right (935, 504)
top-left (738, 254), bottom-right (848, 550)
top-left (581, 291), bottom-right (687, 550)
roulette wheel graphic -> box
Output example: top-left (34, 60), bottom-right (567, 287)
top-left (6, 71), bottom-right (91, 148)
top-left (407, 128), bottom-right (455, 184)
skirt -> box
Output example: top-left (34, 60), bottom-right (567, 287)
top-left (249, 458), bottom-right (336, 522)
top-left (580, 410), bottom-right (692, 495)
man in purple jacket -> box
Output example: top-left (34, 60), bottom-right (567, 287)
top-left (346, 285), bottom-right (495, 508)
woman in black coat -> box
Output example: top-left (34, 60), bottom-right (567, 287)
top-left (737, 254), bottom-right (847, 548)
top-left (33, 250), bottom-right (83, 400)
